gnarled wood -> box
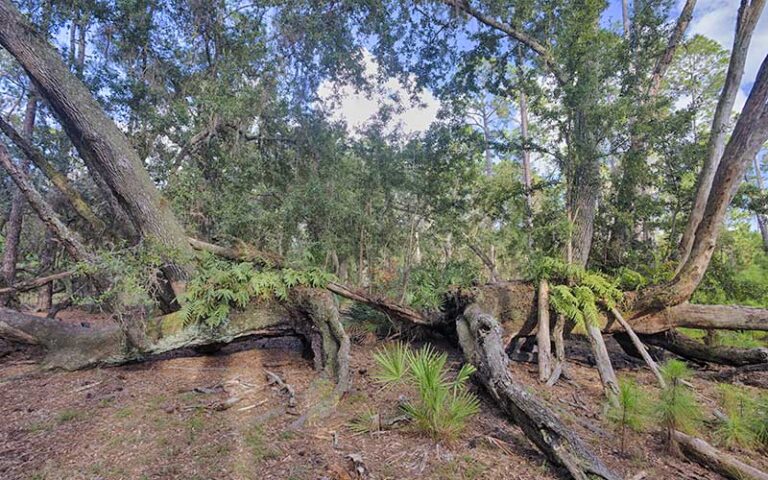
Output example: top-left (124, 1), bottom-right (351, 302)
top-left (457, 303), bottom-right (619, 480)
top-left (0, 288), bottom-right (349, 382)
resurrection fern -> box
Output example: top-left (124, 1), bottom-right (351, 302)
top-left (374, 344), bottom-right (480, 440)
top-left (533, 257), bottom-right (623, 328)
top-left (180, 254), bottom-right (334, 328)
top-left (655, 360), bottom-right (702, 450)
top-left (550, 285), bottom-right (584, 326)
top-left (606, 378), bottom-right (650, 455)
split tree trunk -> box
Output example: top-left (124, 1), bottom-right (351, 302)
top-left (677, 0), bottom-right (766, 268)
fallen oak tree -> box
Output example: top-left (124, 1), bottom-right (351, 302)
top-left (0, 1), bottom-right (766, 478)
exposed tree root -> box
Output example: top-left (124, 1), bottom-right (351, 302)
top-left (641, 330), bottom-right (768, 366)
top-left (457, 303), bottom-right (620, 480)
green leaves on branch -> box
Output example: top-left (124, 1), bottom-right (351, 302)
top-left (180, 254), bottom-right (334, 328)
top-left (373, 342), bottom-right (480, 440)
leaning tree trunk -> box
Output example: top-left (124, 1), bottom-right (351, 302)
top-left (0, 0), bottom-right (193, 294)
top-left (457, 304), bottom-right (619, 480)
top-left (0, 92), bottom-right (36, 305)
top-left (677, 0), bottom-right (766, 268)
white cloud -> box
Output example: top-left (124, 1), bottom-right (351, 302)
top-left (688, 0), bottom-right (768, 110)
top-left (317, 50), bottom-right (440, 136)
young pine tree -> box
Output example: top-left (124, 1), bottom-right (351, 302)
top-left (606, 377), bottom-right (650, 455)
top-left (655, 360), bottom-right (702, 455)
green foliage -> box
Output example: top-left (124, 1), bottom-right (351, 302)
top-left (348, 406), bottom-right (381, 435)
top-left (406, 260), bottom-right (480, 310)
top-left (180, 254), bottom-right (334, 328)
top-left (540, 257), bottom-right (622, 329)
top-left (654, 360), bottom-right (702, 444)
top-left (373, 344), bottom-right (480, 440)
top-left (373, 341), bottom-right (410, 385)
top-left (606, 378), bottom-right (650, 454)
top-left (714, 384), bottom-right (761, 450)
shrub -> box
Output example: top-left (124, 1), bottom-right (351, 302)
top-left (373, 343), bottom-right (480, 440)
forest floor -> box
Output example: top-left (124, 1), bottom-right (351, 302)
top-left (1, 309), bottom-right (766, 480)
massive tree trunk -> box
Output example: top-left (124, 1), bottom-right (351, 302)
top-left (677, 0), bottom-right (766, 267)
top-left (0, 288), bottom-right (348, 382)
top-left (0, 0), bottom-right (193, 294)
top-left (638, 50), bottom-right (768, 310)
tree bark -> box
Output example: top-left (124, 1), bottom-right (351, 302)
top-left (585, 321), bottom-right (619, 402)
top-left (0, 288), bottom-right (349, 379)
top-left (642, 330), bottom-right (768, 366)
top-left (0, 0), bottom-right (193, 294)
top-left (457, 304), bottom-right (620, 480)
top-left (677, 0), bottom-right (766, 268)
top-left (537, 279), bottom-right (552, 381)
top-left (0, 92), bottom-right (36, 305)
top-left (0, 140), bottom-right (94, 263)
top-left (606, 305), bottom-right (665, 387)
top-left (0, 115), bottom-right (106, 233)
top-left (672, 430), bottom-right (768, 480)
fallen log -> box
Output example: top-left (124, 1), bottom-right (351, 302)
top-left (641, 330), bottom-right (768, 366)
top-left (0, 288), bottom-right (349, 383)
top-left (672, 430), bottom-right (768, 480)
top-left (457, 303), bottom-right (620, 480)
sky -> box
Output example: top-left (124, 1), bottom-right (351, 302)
top-left (318, 0), bottom-right (766, 135)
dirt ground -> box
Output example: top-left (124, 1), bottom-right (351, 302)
top-left (1, 311), bottom-right (766, 480)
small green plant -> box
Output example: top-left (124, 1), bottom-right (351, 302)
top-left (56, 409), bottom-right (83, 424)
top-left (373, 341), bottom-right (410, 385)
top-left (606, 378), bottom-right (650, 455)
top-left (374, 343), bottom-right (480, 440)
top-left (654, 360), bottom-right (702, 452)
top-left (714, 384), bottom-right (759, 449)
top-left (348, 406), bottom-right (381, 434)
top-left (244, 424), bottom-right (280, 462)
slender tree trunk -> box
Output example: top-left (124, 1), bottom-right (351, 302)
top-left (519, 87), bottom-right (534, 243)
top-left (752, 154), bottom-right (768, 251)
top-left (537, 279), bottom-right (552, 381)
top-left (1, 93), bottom-right (36, 305)
top-left (677, 0), bottom-right (766, 268)
top-left (0, 140), bottom-right (94, 263)
top-left (36, 229), bottom-right (56, 312)
top-left (0, 0), bottom-right (193, 294)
